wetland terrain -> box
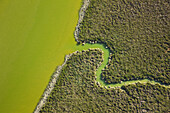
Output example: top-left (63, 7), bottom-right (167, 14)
top-left (37, 0), bottom-right (170, 112)
top-left (0, 0), bottom-right (169, 113)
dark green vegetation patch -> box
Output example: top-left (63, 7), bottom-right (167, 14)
top-left (40, 49), bottom-right (169, 112)
top-left (78, 0), bottom-right (170, 84)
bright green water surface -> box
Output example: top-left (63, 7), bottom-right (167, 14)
top-left (82, 44), bottom-right (169, 88)
top-left (0, 0), bottom-right (82, 113)
top-left (0, 0), bottom-right (169, 113)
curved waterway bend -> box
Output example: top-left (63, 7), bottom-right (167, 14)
top-left (0, 1), bottom-right (169, 113)
top-left (76, 43), bottom-right (169, 88)
top-left (35, 42), bottom-right (170, 113)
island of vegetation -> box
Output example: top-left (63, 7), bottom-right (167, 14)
top-left (34, 0), bottom-right (170, 112)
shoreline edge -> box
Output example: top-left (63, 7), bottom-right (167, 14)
top-left (33, 0), bottom-right (89, 112)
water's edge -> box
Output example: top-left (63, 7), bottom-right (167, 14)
top-left (33, 0), bottom-right (90, 112)
top-left (34, 54), bottom-right (73, 113)
top-left (33, 43), bottom-right (169, 112)
top-left (74, 0), bottom-right (90, 42)
top-left (34, 0), bottom-right (169, 112)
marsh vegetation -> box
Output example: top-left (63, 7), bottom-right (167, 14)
top-left (78, 0), bottom-right (170, 85)
top-left (37, 0), bottom-right (170, 112)
top-left (40, 49), bottom-right (170, 112)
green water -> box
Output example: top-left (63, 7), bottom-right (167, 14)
top-left (0, 0), bottom-right (169, 113)
top-left (80, 44), bottom-right (169, 88)
top-left (0, 0), bottom-right (82, 113)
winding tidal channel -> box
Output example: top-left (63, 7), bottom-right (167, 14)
top-left (34, 42), bottom-right (170, 113)
top-left (77, 44), bottom-right (170, 88)
top-left (0, 0), bottom-right (169, 113)
top-left (35, 0), bottom-right (170, 111)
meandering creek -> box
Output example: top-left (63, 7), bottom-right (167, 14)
top-left (34, 43), bottom-right (170, 113)
top-left (0, 0), bottom-right (169, 113)
top-left (76, 43), bottom-right (169, 88)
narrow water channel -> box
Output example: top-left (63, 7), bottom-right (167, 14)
top-left (75, 43), bottom-right (169, 88)
top-left (0, 1), bottom-right (169, 113)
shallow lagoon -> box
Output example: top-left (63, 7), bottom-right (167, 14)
top-left (0, 0), bottom-right (82, 113)
top-left (0, 0), bottom-right (169, 113)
